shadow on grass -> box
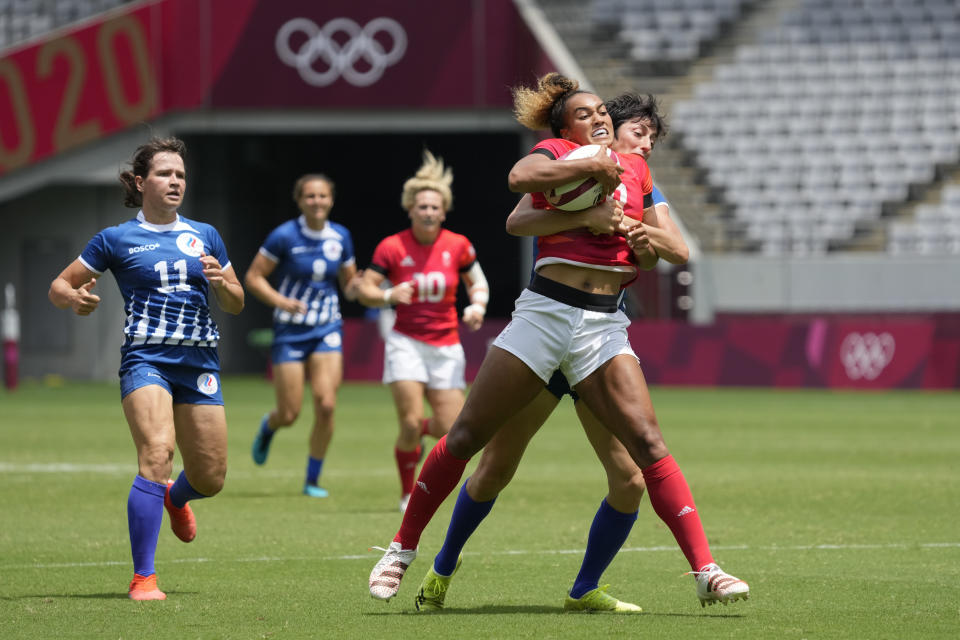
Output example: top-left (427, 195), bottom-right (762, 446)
top-left (366, 605), bottom-right (748, 617)
top-left (646, 611), bottom-right (748, 619)
top-left (365, 604), bottom-right (562, 615)
top-left (1, 590), bottom-right (197, 600)
top-left (218, 491), bottom-right (398, 514)
top-left (217, 490), bottom-right (299, 500)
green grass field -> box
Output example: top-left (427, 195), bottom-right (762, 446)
top-left (1, 378), bottom-right (958, 639)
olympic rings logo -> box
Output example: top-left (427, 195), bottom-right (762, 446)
top-left (275, 17), bottom-right (407, 87)
top-left (839, 332), bottom-right (895, 381)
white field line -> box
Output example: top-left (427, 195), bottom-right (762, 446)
top-left (3, 542), bottom-right (958, 572)
top-left (0, 462), bottom-right (392, 478)
top-left (0, 463), bottom-right (132, 473)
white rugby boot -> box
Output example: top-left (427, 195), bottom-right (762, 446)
top-left (369, 541), bottom-right (417, 601)
top-left (690, 563), bottom-right (750, 607)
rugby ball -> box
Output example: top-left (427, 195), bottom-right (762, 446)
top-left (544, 144), bottom-right (617, 211)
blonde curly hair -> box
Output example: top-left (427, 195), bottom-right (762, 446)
top-left (512, 72), bottom-right (585, 137)
top-left (401, 150), bottom-right (453, 211)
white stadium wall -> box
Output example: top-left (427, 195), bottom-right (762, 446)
top-left (692, 254), bottom-right (960, 323)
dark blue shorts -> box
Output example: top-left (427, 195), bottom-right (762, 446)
top-left (271, 331), bottom-right (342, 365)
top-left (545, 369), bottom-right (579, 402)
top-left (119, 362), bottom-right (224, 405)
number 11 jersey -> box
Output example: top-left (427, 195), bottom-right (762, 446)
top-left (78, 211), bottom-right (231, 371)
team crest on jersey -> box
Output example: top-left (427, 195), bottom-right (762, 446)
top-left (322, 240), bottom-right (342, 261)
top-left (177, 233), bottom-right (204, 257)
top-left (442, 251), bottom-right (451, 266)
top-left (196, 372), bottom-right (219, 395)
top-left (323, 332), bottom-right (342, 348)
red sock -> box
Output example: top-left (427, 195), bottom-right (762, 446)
top-left (641, 454), bottom-right (714, 571)
top-left (420, 418), bottom-right (431, 438)
top-left (395, 447), bottom-right (420, 497)
top-left (394, 435), bottom-right (469, 549)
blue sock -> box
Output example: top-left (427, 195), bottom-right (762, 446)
top-left (127, 475), bottom-right (165, 577)
top-left (259, 414), bottom-right (275, 444)
top-left (168, 470), bottom-right (208, 509)
top-left (433, 481), bottom-right (496, 576)
top-left (569, 499), bottom-right (638, 599)
top-left (306, 456), bottom-right (323, 486)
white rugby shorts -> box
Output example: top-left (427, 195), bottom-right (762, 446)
top-left (492, 276), bottom-right (636, 387)
top-left (382, 329), bottom-right (466, 389)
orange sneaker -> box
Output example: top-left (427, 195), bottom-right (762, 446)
top-left (129, 573), bottom-right (166, 601)
top-left (164, 480), bottom-right (196, 542)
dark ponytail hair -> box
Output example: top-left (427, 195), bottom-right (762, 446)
top-left (119, 137), bottom-right (187, 208)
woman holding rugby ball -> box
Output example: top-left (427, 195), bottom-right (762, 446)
top-left (369, 74), bottom-right (748, 612)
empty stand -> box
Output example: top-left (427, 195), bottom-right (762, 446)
top-left (594, 0), bottom-right (756, 72)
top-left (0, 0), bottom-right (130, 50)
top-left (670, 0), bottom-right (960, 254)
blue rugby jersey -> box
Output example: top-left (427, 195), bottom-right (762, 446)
top-left (258, 215), bottom-right (355, 343)
top-left (651, 185), bottom-right (666, 209)
top-left (78, 211), bottom-right (231, 370)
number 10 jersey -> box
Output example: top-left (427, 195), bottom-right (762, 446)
top-left (368, 228), bottom-right (476, 347)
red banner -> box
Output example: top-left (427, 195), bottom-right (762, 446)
top-left (208, 0), bottom-right (547, 108)
top-left (341, 314), bottom-right (960, 389)
top-left (0, 6), bottom-right (164, 174)
top-left (0, 0), bottom-right (548, 176)
top-left (0, 0), bottom-right (258, 175)
top-left (342, 317), bottom-right (506, 383)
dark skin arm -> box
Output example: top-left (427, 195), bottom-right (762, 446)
top-left (507, 147), bottom-right (624, 197)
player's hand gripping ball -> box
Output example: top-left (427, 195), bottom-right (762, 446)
top-left (543, 144), bottom-right (623, 211)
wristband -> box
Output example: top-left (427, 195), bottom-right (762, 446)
top-left (382, 288), bottom-right (392, 304)
top-left (464, 303), bottom-right (486, 317)
top-left (469, 289), bottom-right (489, 305)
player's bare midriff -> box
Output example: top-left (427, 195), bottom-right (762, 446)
top-left (537, 263), bottom-right (624, 296)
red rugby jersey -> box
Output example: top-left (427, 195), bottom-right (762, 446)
top-left (530, 138), bottom-right (653, 286)
top-left (370, 228), bottom-right (477, 346)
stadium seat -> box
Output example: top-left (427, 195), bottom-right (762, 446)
top-left (0, 0), bottom-right (131, 49)
top-left (668, 0), bottom-right (960, 254)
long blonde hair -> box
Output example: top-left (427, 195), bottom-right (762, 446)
top-left (401, 150), bottom-right (453, 211)
top-left (511, 72), bottom-right (584, 137)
